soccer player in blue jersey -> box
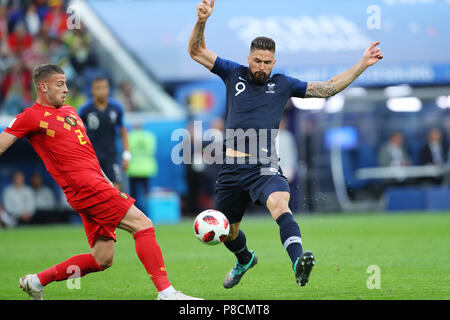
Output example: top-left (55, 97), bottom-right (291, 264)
top-left (78, 77), bottom-right (131, 191)
top-left (188, 0), bottom-right (383, 289)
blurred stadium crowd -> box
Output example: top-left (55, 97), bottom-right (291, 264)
top-left (0, 0), bottom-right (92, 115)
top-left (0, 0), bottom-right (143, 115)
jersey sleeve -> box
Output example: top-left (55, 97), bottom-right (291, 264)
top-left (3, 109), bottom-right (38, 139)
top-left (211, 56), bottom-right (242, 82)
top-left (284, 75), bottom-right (308, 98)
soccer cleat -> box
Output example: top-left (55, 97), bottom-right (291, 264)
top-left (223, 251), bottom-right (258, 289)
top-left (294, 251), bottom-right (315, 286)
top-left (157, 290), bottom-right (204, 300)
top-left (19, 274), bottom-right (44, 300)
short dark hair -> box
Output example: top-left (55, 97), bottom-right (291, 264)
top-left (92, 76), bottom-right (109, 83)
top-left (250, 37), bottom-right (276, 52)
top-left (91, 76), bottom-right (110, 87)
top-left (32, 64), bottom-right (65, 86)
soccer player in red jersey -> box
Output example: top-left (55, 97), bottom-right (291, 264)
top-left (0, 64), bottom-right (201, 300)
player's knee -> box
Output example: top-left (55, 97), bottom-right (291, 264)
top-left (121, 206), bottom-right (154, 234)
top-left (268, 197), bottom-right (289, 211)
top-left (137, 214), bottom-right (153, 231)
top-left (267, 194), bottom-right (290, 219)
top-left (130, 214), bottom-right (153, 234)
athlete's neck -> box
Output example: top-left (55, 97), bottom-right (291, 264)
top-left (94, 98), bottom-right (108, 110)
top-left (36, 98), bottom-right (58, 109)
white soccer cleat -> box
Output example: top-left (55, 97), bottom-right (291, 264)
top-left (19, 274), bottom-right (44, 300)
top-left (157, 290), bottom-right (203, 300)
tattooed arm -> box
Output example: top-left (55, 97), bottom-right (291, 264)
top-left (305, 42), bottom-right (383, 98)
top-left (0, 131), bottom-right (19, 157)
top-left (188, 0), bottom-right (218, 70)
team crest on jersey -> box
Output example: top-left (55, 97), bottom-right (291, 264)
top-left (266, 82), bottom-right (276, 94)
top-left (64, 116), bottom-right (77, 127)
top-left (120, 192), bottom-right (129, 199)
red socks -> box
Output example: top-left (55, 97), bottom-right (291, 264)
top-left (36, 228), bottom-right (170, 292)
top-left (37, 253), bottom-right (103, 286)
top-left (133, 227), bottom-right (171, 291)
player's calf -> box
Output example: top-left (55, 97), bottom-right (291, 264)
top-left (276, 212), bottom-right (303, 267)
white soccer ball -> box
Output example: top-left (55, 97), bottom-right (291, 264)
top-left (193, 209), bottom-right (230, 245)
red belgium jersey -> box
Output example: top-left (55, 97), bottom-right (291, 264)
top-left (4, 103), bottom-right (109, 204)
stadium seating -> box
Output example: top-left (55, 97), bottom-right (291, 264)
top-left (385, 186), bottom-right (450, 211)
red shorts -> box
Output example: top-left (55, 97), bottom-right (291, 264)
top-left (68, 182), bottom-right (136, 248)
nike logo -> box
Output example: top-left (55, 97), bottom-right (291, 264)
top-left (238, 76), bottom-right (247, 82)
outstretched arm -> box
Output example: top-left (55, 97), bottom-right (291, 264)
top-left (305, 42), bottom-right (383, 98)
top-left (0, 131), bottom-right (19, 157)
top-left (188, 0), bottom-right (218, 70)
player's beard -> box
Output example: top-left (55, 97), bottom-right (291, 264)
top-left (249, 70), bottom-right (270, 86)
top-left (49, 95), bottom-right (65, 108)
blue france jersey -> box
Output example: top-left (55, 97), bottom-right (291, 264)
top-left (78, 99), bottom-right (124, 161)
top-left (211, 56), bottom-right (307, 168)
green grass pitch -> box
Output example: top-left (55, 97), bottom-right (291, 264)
top-left (0, 212), bottom-right (449, 300)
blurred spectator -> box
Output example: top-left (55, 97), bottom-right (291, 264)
top-left (0, 0), bottom-right (103, 116)
top-left (0, 57), bottom-right (32, 115)
top-left (126, 127), bottom-right (158, 211)
top-left (0, 43), bottom-right (13, 81)
top-left (31, 172), bottom-right (56, 214)
top-left (42, 0), bottom-right (67, 38)
top-left (378, 132), bottom-right (411, 167)
top-left (184, 120), bottom-right (208, 214)
top-left (5, 0), bottom-right (24, 33)
top-left (58, 188), bottom-right (75, 214)
top-left (35, 0), bottom-right (51, 21)
top-left (441, 116), bottom-right (450, 155)
top-left (65, 81), bottom-right (87, 109)
top-left (7, 22), bottom-right (33, 54)
top-left (276, 116), bottom-right (300, 211)
top-left (115, 80), bottom-right (147, 112)
top-left (276, 116), bottom-right (298, 182)
top-left (48, 35), bottom-right (68, 64)
top-left (420, 128), bottom-right (448, 166)
top-left (21, 25), bottom-right (51, 69)
top-left (202, 117), bottom-right (224, 209)
top-left (1, 170), bottom-right (35, 227)
top-left (58, 55), bottom-right (76, 82)
top-left (78, 77), bottom-right (130, 190)
top-left (0, 203), bottom-right (6, 228)
top-left (24, 2), bottom-right (41, 36)
top-left (63, 27), bottom-right (97, 76)
top-left (420, 128), bottom-right (448, 185)
top-left (0, 4), bottom-right (8, 44)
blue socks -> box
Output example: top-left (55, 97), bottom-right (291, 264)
top-left (224, 214), bottom-right (303, 268)
top-left (223, 230), bottom-right (253, 265)
top-left (276, 212), bottom-right (303, 268)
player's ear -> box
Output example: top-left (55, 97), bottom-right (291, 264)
top-left (40, 82), bottom-right (47, 93)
